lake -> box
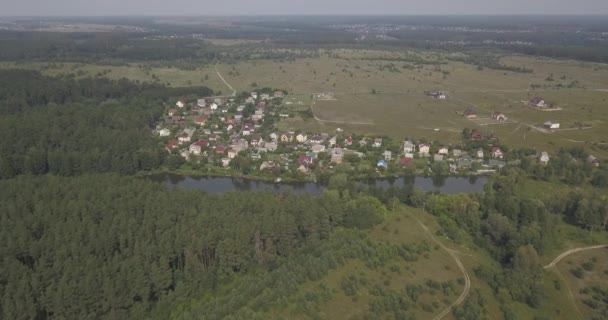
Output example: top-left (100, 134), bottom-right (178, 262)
top-left (147, 174), bottom-right (487, 195)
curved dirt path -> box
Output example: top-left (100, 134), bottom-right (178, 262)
top-left (309, 99), bottom-right (375, 125)
top-left (544, 245), bottom-right (608, 269)
top-left (408, 212), bottom-right (471, 320)
top-left (214, 66), bottom-right (237, 97)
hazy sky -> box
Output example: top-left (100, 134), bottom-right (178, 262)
top-left (2, 0), bottom-right (608, 16)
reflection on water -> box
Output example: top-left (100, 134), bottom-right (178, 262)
top-left (147, 174), bottom-right (488, 195)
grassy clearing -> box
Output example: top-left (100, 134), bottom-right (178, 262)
top-left (555, 247), bottom-right (608, 319)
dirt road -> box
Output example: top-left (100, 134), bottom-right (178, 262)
top-left (214, 66), bottom-right (237, 96)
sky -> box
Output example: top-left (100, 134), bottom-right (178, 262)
top-left (1, 0), bottom-right (608, 16)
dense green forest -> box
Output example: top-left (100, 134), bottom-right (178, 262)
top-left (0, 70), bottom-right (213, 177)
top-left (0, 174), bottom-right (385, 319)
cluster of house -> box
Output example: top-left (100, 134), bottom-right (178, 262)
top-left (463, 108), bottom-right (508, 122)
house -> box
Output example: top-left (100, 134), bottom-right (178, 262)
top-left (265, 142), bottom-right (278, 152)
top-left (251, 153), bottom-right (262, 161)
top-left (168, 109), bottom-right (177, 116)
top-left (243, 123), bottom-right (254, 136)
top-left (359, 139), bottom-right (368, 147)
top-left (197, 99), bottom-right (206, 107)
top-left (453, 149), bottom-right (462, 157)
top-left (176, 101), bottom-right (185, 108)
top-left (477, 149), bottom-right (484, 159)
top-left (311, 144), bottom-right (326, 154)
top-left (405, 152), bottom-right (414, 159)
top-left (528, 97), bottom-right (545, 108)
top-left (159, 128), bottom-right (171, 137)
top-left (189, 140), bottom-right (209, 155)
top-left (464, 109), bottom-right (477, 119)
top-left (344, 136), bottom-right (353, 146)
top-left (236, 139), bottom-right (249, 152)
top-left (373, 138), bottom-right (383, 148)
top-left (227, 148), bottom-right (238, 159)
top-left (539, 152), bottom-right (550, 165)
top-left (221, 158), bottom-right (231, 167)
top-left (298, 155), bottom-right (314, 166)
top-left (280, 133), bottom-right (294, 143)
top-left (471, 129), bottom-right (483, 140)
top-left (178, 132), bottom-right (192, 144)
top-left (306, 151), bottom-right (317, 160)
top-left (403, 141), bottom-right (415, 154)
top-left (296, 133), bottom-right (308, 143)
top-left (438, 146), bottom-right (449, 155)
top-left (209, 133), bottom-right (219, 142)
top-left (401, 157), bottom-right (415, 167)
top-left (418, 143), bottom-right (430, 156)
top-left (269, 133), bottom-right (278, 141)
top-left (587, 155), bottom-right (600, 167)
top-left (458, 157), bottom-right (473, 169)
top-left (165, 140), bottom-right (178, 153)
top-left (260, 93), bottom-right (270, 100)
top-left (544, 121), bottom-right (560, 130)
top-left (251, 92), bottom-right (258, 99)
top-left (194, 117), bottom-right (207, 126)
top-left (331, 148), bottom-right (344, 164)
top-left (298, 164), bottom-right (309, 173)
top-left (260, 161), bottom-right (275, 170)
top-left (246, 97), bottom-right (255, 104)
top-left (309, 135), bottom-right (323, 144)
top-left (424, 90), bottom-right (446, 99)
top-left (172, 115), bottom-right (184, 124)
top-left (492, 147), bottom-right (504, 159)
top-left (251, 134), bottom-right (262, 147)
top-left (489, 159), bottom-right (506, 168)
top-left (383, 150), bottom-right (392, 161)
top-left (274, 91), bottom-right (285, 98)
top-left (437, 92), bottom-right (447, 99)
top-left (210, 103), bottom-right (218, 111)
top-left (434, 154), bottom-right (444, 162)
top-left (216, 145), bottom-right (225, 154)
top-left (492, 111), bottom-right (508, 122)
top-left (377, 160), bottom-right (388, 168)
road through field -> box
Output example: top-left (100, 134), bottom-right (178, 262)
top-left (544, 245), bottom-right (608, 269)
top-left (408, 211), bottom-right (471, 320)
top-left (214, 66), bottom-right (237, 96)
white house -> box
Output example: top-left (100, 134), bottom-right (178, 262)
top-left (403, 141), bottom-right (415, 154)
top-left (544, 121), bottom-right (560, 130)
top-left (492, 147), bottom-right (504, 159)
top-left (251, 92), bottom-right (258, 99)
top-left (176, 100), bottom-right (185, 108)
top-left (296, 133), bottom-right (308, 143)
top-left (383, 151), bottom-right (392, 161)
top-left (260, 93), bottom-right (270, 100)
top-left (227, 149), bottom-right (238, 159)
top-left (540, 152), bottom-right (550, 165)
top-left (438, 146), bottom-right (449, 155)
top-left (477, 149), bottom-right (484, 159)
top-left (269, 133), bottom-right (278, 141)
top-left (329, 136), bottom-right (337, 147)
top-left (210, 103), bottom-right (218, 111)
top-left (311, 144), bottom-right (326, 154)
top-left (373, 138), bottom-right (383, 148)
top-left (221, 158), bottom-right (231, 167)
top-left (197, 99), bottom-right (206, 107)
top-left (418, 144), bottom-right (430, 155)
top-left (159, 128), bottom-right (171, 137)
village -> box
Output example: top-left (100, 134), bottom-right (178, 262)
top-left (156, 91), bottom-right (601, 182)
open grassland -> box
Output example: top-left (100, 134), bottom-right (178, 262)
top-left (3, 48), bottom-right (608, 156)
top-left (554, 247), bottom-right (608, 319)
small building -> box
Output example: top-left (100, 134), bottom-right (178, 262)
top-left (298, 155), bottom-right (314, 166)
top-left (344, 136), bottom-right (353, 146)
top-left (587, 155), bottom-right (600, 167)
top-left (331, 148), bottom-right (344, 164)
top-left (251, 153), bottom-right (262, 160)
top-left (383, 150), bottom-right (392, 161)
top-left (492, 111), bottom-right (508, 122)
top-left (489, 159), bottom-right (506, 168)
top-left (403, 141), bottom-right (415, 154)
top-left (194, 117), bottom-right (207, 126)
top-left (221, 158), bottom-right (231, 167)
top-left (178, 132), bottom-right (192, 144)
top-left (216, 145), bottom-right (225, 154)
top-left (197, 99), bottom-right (207, 107)
top-left (269, 133), bottom-right (278, 141)
top-left (251, 92), bottom-right (258, 99)
top-left (250, 134), bottom-right (262, 147)
top-left (434, 154), bottom-right (444, 162)
top-left (438, 146), bottom-right (449, 155)
top-left (377, 160), bottom-right (388, 168)
top-left (492, 147), bottom-right (504, 159)
top-left (159, 128), bottom-right (171, 137)
top-left (260, 93), bottom-right (271, 100)
top-left (458, 157), bottom-right (473, 169)
top-left (528, 97), bottom-right (545, 108)
top-left (401, 157), bottom-right (415, 167)
top-left (165, 140), bottom-right (178, 153)
top-left (452, 149), bottom-right (462, 157)
top-left (373, 138), bottom-right (383, 148)
top-left (311, 144), bottom-right (326, 154)
top-left (298, 164), bottom-right (309, 173)
top-left (260, 161), bottom-right (275, 170)
top-left (176, 100), bottom-right (185, 108)
top-left (227, 149), bottom-right (238, 159)
top-left (464, 109), bottom-right (477, 119)
top-left (477, 149), bottom-right (484, 159)
top-left (274, 91), bottom-right (285, 98)
top-left (296, 133), bottom-right (308, 143)
top-left (280, 133), bottom-right (294, 143)
top-left (471, 129), bottom-right (483, 140)
top-left (418, 143), bottom-right (430, 156)
top-left (329, 136), bottom-right (337, 147)
top-left (544, 121), bottom-right (560, 130)
top-left (539, 152), bottom-right (550, 165)
top-left (210, 103), bottom-right (218, 111)
top-left (265, 142), bottom-right (278, 152)
top-left (168, 109), bottom-right (177, 117)
top-left (189, 140), bottom-right (209, 155)
top-left (309, 135), bottom-right (323, 145)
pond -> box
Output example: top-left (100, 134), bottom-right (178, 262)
top-left (147, 174), bottom-right (487, 195)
